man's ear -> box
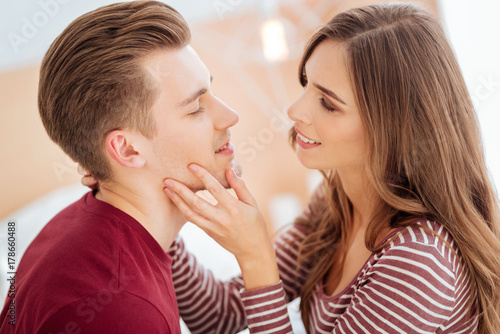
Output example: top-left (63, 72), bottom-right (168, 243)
top-left (105, 130), bottom-right (146, 168)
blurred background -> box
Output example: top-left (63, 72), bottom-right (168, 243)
top-left (0, 0), bottom-right (499, 332)
top-left (3, 0), bottom-right (499, 225)
top-left (1, 0), bottom-right (500, 254)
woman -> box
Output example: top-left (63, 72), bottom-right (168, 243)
top-left (85, 3), bottom-right (500, 333)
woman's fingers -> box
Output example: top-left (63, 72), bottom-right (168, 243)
top-left (187, 164), bottom-right (236, 207)
top-left (77, 164), bottom-right (90, 176)
top-left (77, 164), bottom-right (99, 189)
top-left (164, 187), bottom-right (215, 233)
top-left (164, 167), bottom-right (274, 272)
top-left (164, 178), bottom-right (222, 222)
top-left (81, 175), bottom-right (98, 189)
top-left (226, 168), bottom-right (258, 207)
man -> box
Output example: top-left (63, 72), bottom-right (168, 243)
top-left (0, 1), bottom-right (240, 332)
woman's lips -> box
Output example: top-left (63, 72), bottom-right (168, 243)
top-left (296, 135), bottom-right (321, 149)
top-left (295, 127), bottom-right (321, 149)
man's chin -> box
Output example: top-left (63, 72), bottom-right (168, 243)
top-left (190, 174), bottom-right (229, 192)
top-left (231, 159), bottom-right (242, 178)
top-left (189, 160), bottom-right (242, 192)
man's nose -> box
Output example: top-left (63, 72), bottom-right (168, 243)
top-left (212, 95), bottom-right (239, 130)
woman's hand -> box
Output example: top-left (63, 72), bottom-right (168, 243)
top-left (163, 164), bottom-right (280, 290)
top-left (78, 165), bottom-right (99, 190)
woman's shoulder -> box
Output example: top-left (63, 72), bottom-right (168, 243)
top-left (356, 220), bottom-right (477, 332)
top-left (376, 218), bottom-right (463, 278)
top-left (390, 219), bottom-right (457, 251)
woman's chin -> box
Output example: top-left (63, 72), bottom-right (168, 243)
top-left (296, 156), bottom-right (319, 170)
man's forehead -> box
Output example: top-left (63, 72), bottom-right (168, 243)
top-left (142, 46), bottom-right (209, 82)
top-left (141, 46), bottom-right (211, 109)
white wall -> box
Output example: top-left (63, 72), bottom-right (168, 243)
top-left (438, 0), bottom-right (500, 191)
top-left (0, 0), bottom-right (261, 72)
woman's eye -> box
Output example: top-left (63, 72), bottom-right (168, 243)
top-left (320, 97), bottom-right (336, 112)
top-left (301, 74), bottom-right (308, 86)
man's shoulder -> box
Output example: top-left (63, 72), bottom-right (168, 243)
top-left (9, 190), bottom-right (179, 332)
top-left (15, 193), bottom-right (127, 299)
top-left (25, 196), bottom-right (121, 264)
top-left (36, 290), bottom-right (177, 333)
top-left (43, 191), bottom-right (122, 232)
top-left (8, 198), bottom-right (148, 331)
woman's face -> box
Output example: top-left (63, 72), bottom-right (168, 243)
top-left (287, 40), bottom-right (367, 171)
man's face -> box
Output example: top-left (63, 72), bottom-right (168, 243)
top-left (140, 46), bottom-right (240, 190)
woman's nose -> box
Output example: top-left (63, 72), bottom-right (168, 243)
top-left (287, 95), bottom-right (311, 125)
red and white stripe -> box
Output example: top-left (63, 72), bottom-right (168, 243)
top-left (169, 219), bottom-right (477, 333)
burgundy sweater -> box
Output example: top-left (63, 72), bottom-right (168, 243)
top-left (0, 191), bottom-right (180, 334)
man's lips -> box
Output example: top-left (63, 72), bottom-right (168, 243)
top-left (215, 137), bottom-right (234, 155)
top-left (215, 138), bottom-right (231, 153)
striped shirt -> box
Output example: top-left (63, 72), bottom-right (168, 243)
top-left (169, 202), bottom-right (478, 333)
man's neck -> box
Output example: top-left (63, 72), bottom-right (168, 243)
top-left (95, 179), bottom-right (186, 251)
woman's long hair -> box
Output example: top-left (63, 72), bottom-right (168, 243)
top-left (290, 3), bottom-right (500, 333)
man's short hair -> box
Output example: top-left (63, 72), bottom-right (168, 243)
top-left (38, 1), bottom-right (191, 180)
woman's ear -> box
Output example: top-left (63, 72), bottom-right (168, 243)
top-left (105, 130), bottom-right (146, 168)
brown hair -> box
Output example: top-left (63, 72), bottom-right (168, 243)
top-left (290, 3), bottom-right (500, 333)
top-left (38, 1), bottom-right (191, 180)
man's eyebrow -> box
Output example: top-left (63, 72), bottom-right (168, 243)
top-left (178, 74), bottom-right (214, 108)
top-left (313, 83), bottom-right (347, 106)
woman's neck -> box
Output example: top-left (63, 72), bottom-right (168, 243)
top-left (336, 167), bottom-right (377, 229)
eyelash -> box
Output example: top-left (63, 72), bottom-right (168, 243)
top-left (302, 73), bottom-right (336, 112)
top-left (189, 107), bottom-right (204, 117)
top-left (301, 73), bottom-right (308, 86)
top-left (320, 98), bottom-right (336, 112)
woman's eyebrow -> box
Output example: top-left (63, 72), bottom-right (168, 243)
top-left (313, 83), bottom-right (347, 105)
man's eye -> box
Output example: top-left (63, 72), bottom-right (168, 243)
top-left (188, 108), bottom-right (204, 116)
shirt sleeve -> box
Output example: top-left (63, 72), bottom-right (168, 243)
top-left (240, 235), bottom-right (462, 334)
top-left (39, 292), bottom-right (176, 334)
top-left (270, 183), bottom-right (325, 302)
top-left (169, 237), bottom-right (248, 334)
top-left (168, 185), bottom-right (325, 334)
top-left (240, 281), bottom-right (294, 333)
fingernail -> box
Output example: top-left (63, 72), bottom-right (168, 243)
top-left (189, 164), bottom-right (199, 173)
top-left (164, 180), bottom-right (174, 189)
top-left (164, 188), bottom-right (174, 197)
top-left (230, 168), bottom-right (236, 178)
